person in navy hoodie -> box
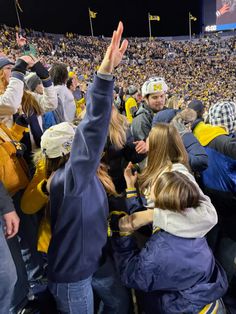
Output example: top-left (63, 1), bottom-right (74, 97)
top-left (40, 22), bottom-right (128, 314)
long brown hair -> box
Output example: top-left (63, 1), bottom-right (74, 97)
top-left (0, 69), bottom-right (8, 95)
top-left (21, 91), bottom-right (42, 116)
top-left (139, 123), bottom-right (189, 192)
top-left (44, 154), bottom-right (118, 196)
top-left (153, 171), bottom-right (200, 212)
top-left (108, 105), bottom-right (128, 149)
top-left (97, 162), bottom-right (119, 196)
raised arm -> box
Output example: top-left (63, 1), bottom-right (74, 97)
top-left (65, 22), bottom-right (128, 195)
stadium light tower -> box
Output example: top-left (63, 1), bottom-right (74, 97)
top-left (189, 12), bottom-right (197, 41)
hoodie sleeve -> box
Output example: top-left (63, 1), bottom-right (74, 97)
top-left (64, 74), bottom-right (114, 195)
top-left (182, 132), bottom-right (208, 172)
top-left (0, 77), bottom-right (24, 116)
top-left (32, 85), bottom-right (58, 113)
top-left (21, 160), bottom-right (48, 214)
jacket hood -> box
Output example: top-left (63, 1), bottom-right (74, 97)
top-left (193, 121), bottom-right (228, 146)
top-left (152, 109), bottom-right (179, 126)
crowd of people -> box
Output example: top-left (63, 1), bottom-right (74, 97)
top-left (0, 21), bottom-right (236, 314)
top-left (1, 23), bottom-right (236, 109)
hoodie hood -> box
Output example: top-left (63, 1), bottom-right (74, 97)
top-left (193, 121), bottom-right (228, 146)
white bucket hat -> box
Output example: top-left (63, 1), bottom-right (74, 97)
top-left (41, 122), bottom-right (76, 158)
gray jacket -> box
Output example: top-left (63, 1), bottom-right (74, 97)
top-left (131, 103), bottom-right (154, 141)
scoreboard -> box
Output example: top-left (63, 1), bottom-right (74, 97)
top-left (203, 0), bottom-right (236, 32)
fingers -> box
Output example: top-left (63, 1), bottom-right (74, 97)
top-left (7, 220), bottom-right (19, 239)
top-left (113, 21), bottom-right (125, 50)
top-left (5, 219), bottom-right (13, 238)
top-left (110, 30), bottom-right (117, 48)
top-left (119, 39), bottom-right (128, 55)
top-left (115, 21), bottom-right (123, 46)
top-left (126, 161), bottom-right (133, 169)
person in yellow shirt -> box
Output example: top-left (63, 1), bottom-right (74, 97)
top-left (125, 85), bottom-right (138, 123)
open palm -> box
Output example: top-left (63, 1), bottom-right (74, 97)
top-left (99, 22), bottom-right (128, 74)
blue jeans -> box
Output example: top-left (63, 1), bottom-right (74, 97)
top-left (15, 192), bottom-right (44, 283)
top-left (0, 220), bottom-right (17, 314)
top-left (48, 276), bottom-right (94, 314)
top-left (92, 255), bottom-right (132, 314)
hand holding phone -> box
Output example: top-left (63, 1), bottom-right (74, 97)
top-left (16, 32), bottom-right (37, 57)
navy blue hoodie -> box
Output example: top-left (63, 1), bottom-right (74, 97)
top-left (47, 74), bottom-right (114, 283)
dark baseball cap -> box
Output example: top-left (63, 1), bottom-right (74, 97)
top-left (188, 99), bottom-right (204, 113)
top-left (0, 57), bottom-right (14, 70)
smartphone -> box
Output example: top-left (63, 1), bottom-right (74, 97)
top-left (131, 163), bottom-right (140, 175)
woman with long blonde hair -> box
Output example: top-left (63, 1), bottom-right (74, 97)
top-left (1, 55), bottom-right (58, 154)
top-left (0, 55), bottom-right (33, 119)
top-left (139, 123), bottom-right (189, 192)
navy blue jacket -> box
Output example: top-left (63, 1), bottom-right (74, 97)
top-left (112, 231), bottom-right (228, 314)
top-left (48, 75), bottom-right (114, 283)
top-left (192, 120), bottom-right (236, 240)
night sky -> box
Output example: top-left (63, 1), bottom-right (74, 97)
top-left (0, 0), bottom-right (203, 37)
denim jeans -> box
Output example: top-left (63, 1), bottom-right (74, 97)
top-left (15, 192), bottom-right (44, 283)
top-left (92, 255), bottom-right (132, 314)
top-left (7, 235), bottom-right (29, 314)
top-left (7, 191), bottom-right (44, 313)
top-left (48, 276), bottom-right (94, 314)
top-left (0, 220), bottom-right (17, 314)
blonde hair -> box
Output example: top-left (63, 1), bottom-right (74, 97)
top-left (44, 154), bottom-right (118, 196)
top-left (21, 91), bottom-right (42, 116)
top-left (108, 105), bottom-right (128, 149)
top-left (139, 123), bottom-right (189, 192)
top-left (0, 69), bottom-right (8, 95)
top-left (74, 105), bottom-right (128, 150)
top-left (153, 171), bottom-right (200, 212)
top-left (0, 70), bottom-right (42, 117)
top-left (97, 163), bottom-right (119, 197)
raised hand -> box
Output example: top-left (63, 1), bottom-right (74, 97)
top-left (16, 32), bottom-right (27, 48)
top-left (98, 21), bottom-right (128, 75)
top-left (218, 4), bottom-right (230, 16)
